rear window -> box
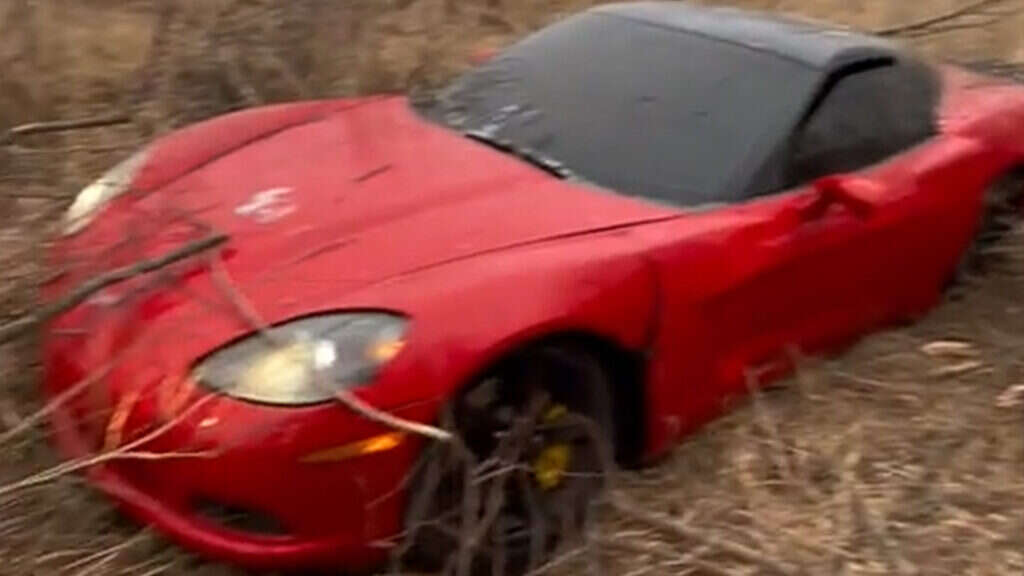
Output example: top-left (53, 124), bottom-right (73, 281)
top-left (786, 60), bottom-right (939, 187)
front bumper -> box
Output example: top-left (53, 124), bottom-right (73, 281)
top-left (45, 339), bottom-right (436, 571)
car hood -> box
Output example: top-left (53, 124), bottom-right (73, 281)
top-left (53, 97), bottom-right (677, 315)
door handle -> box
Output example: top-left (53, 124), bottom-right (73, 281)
top-left (801, 176), bottom-right (880, 221)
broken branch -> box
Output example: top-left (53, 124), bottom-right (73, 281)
top-left (1, 114), bottom-right (132, 145)
top-left (0, 396), bottom-right (215, 499)
top-left (875, 0), bottom-right (1005, 36)
top-left (0, 233), bottom-right (227, 346)
top-left (334, 389), bottom-right (453, 442)
top-left (0, 360), bottom-right (115, 445)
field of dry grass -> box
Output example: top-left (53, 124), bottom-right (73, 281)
top-left (1, 1), bottom-right (1023, 575)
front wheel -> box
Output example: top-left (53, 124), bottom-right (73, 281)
top-left (401, 344), bottom-right (614, 575)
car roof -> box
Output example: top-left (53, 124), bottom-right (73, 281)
top-left (591, 1), bottom-right (900, 70)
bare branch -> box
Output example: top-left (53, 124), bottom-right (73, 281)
top-left (452, 392), bottom-right (548, 575)
top-left (5, 143), bottom-right (133, 157)
top-left (0, 396), bottom-right (216, 499)
top-left (0, 359), bottom-right (114, 445)
top-left (875, 0), bottom-right (1006, 36)
top-left (207, 254), bottom-right (273, 337)
top-left (0, 233), bottom-right (227, 346)
top-left (523, 545), bottom-right (586, 576)
top-left (1, 114), bottom-right (132, 146)
top-left (60, 531), bottom-right (148, 573)
top-left (216, 46), bottom-right (263, 107)
top-left (334, 389), bottom-right (453, 442)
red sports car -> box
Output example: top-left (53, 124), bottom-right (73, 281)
top-left (43, 1), bottom-right (1024, 572)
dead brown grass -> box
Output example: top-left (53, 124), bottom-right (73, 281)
top-left (1, 1), bottom-right (1023, 575)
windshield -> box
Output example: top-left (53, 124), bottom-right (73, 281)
top-left (425, 12), bottom-right (821, 206)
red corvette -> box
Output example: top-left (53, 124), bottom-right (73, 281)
top-left (43, 1), bottom-right (1023, 572)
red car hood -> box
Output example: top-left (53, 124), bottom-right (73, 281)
top-left (54, 97), bottom-right (676, 315)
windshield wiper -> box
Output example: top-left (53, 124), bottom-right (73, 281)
top-left (463, 129), bottom-right (576, 180)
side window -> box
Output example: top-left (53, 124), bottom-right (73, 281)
top-left (788, 60), bottom-right (938, 186)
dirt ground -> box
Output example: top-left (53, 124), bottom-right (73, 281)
top-left (1, 1), bottom-right (1023, 575)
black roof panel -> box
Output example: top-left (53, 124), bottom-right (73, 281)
top-left (430, 10), bottom-right (825, 205)
top-left (592, 2), bottom-right (899, 69)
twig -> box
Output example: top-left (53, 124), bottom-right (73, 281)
top-left (832, 369), bottom-right (908, 391)
top-left (0, 190), bottom-right (70, 200)
top-left (33, 549), bottom-right (91, 565)
top-left (609, 495), bottom-right (797, 575)
top-left (929, 360), bottom-right (986, 378)
top-left (737, 509), bottom-right (857, 561)
top-left (597, 535), bottom-right (709, 564)
top-left (387, 411), bottom-right (462, 573)
top-left (453, 392), bottom-right (548, 576)
top-left (517, 469), bottom-right (546, 572)
top-left (875, 0), bottom-right (1005, 36)
top-left (6, 143), bottom-right (133, 156)
top-left (1, 114), bottom-right (132, 145)
top-left (61, 531), bottom-right (148, 572)
top-left (112, 552), bottom-right (176, 576)
top-left (130, 2), bottom-right (178, 137)
top-left (0, 305), bottom-right (160, 447)
top-left (898, 16), bottom-right (1004, 38)
top-left (850, 478), bottom-right (917, 575)
top-left (996, 383), bottom-right (1024, 408)
top-left (523, 545), bottom-right (586, 576)
top-left (745, 370), bottom-right (799, 490)
top-left (0, 397), bottom-right (21, 431)
top-left (0, 233), bottom-right (227, 346)
top-left (257, 49), bottom-right (310, 100)
top-left (0, 447), bottom-right (215, 499)
top-left (134, 561), bottom-right (177, 576)
top-left (207, 253), bottom-right (273, 337)
top-left (334, 391), bottom-right (453, 443)
top-left (217, 46), bottom-right (262, 107)
top-left (0, 396), bottom-right (215, 499)
top-left (367, 448), bottom-right (431, 511)
top-left (0, 359), bottom-right (115, 445)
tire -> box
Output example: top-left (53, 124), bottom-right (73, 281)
top-left (948, 170), bottom-right (1023, 294)
top-left (401, 344), bottom-right (614, 575)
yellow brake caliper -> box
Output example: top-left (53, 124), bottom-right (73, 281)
top-left (532, 404), bottom-right (571, 491)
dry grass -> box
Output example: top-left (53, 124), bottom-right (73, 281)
top-left (1, 1), bottom-right (1023, 575)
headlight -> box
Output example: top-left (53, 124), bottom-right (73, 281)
top-left (193, 313), bottom-right (408, 405)
top-left (63, 149), bottom-right (149, 236)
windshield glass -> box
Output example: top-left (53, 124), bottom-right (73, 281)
top-left (426, 12), bottom-right (821, 206)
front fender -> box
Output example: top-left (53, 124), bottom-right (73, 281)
top-left (348, 229), bottom-right (658, 410)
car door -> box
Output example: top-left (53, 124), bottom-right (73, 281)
top-left (639, 60), bottom-right (944, 450)
top-left (775, 59), bottom-right (1005, 338)
top-left (751, 60), bottom-right (946, 355)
